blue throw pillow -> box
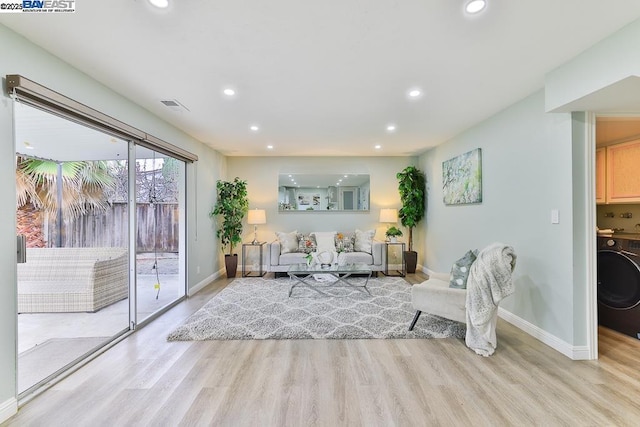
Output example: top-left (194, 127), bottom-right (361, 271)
top-left (449, 250), bottom-right (477, 289)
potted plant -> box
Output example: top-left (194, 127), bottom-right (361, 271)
top-left (385, 226), bottom-right (403, 242)
top-left (210, 177), bottom-right (249, 277)
top-left (397, 166), bottom-right (426, 273)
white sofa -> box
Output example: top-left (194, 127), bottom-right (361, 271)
top-left (267, 238), bottom-right (385, 273)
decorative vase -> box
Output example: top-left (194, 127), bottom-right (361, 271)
top-left (316, 251), bottom-right (334, 267)
top-left (389, 236), bottom-right (397, 243)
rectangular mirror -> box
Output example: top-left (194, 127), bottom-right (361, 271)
top-left (278, 174), bottom-right (370, 211)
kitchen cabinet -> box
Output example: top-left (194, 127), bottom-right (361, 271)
top-left (606, 139), bottom-right (640, 204)
top-left (596, 147), bottom-right (606, 204)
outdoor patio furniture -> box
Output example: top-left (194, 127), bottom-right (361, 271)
top-left (17, 247), bottom-right (128, 313)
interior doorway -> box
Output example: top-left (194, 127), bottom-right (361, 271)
top-left (593, 114), bottom-right (640, 356)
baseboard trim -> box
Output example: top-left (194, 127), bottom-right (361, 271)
top-left (0, 397), bottom-right (18, 424)
top-left (498, 307), bottom-right (591, 360)
top-left (188, 269), bottom-right (224, 296)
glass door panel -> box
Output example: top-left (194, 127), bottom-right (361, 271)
top-left (134, 146), bottom-right (186, 324)
top-left (15, 101), bottom-right (131, 394)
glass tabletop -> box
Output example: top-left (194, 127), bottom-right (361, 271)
top-left (287, 262), bottom-right (372, 275)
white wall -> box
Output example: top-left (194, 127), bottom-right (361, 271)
top-left (419, 91), bottom-right (578, 346)
top-left (545, 18), bottom-right (640, 112)
top-left (227, 156), bottom-right (417, 246)
top-left (0, 24), bottom-right (225, 418)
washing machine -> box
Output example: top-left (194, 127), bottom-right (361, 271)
top-left (598, 236), bottom-right (640, 339)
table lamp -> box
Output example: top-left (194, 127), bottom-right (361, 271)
top-left (247, 209), bottom-right (266, 245)
top-left (379, 208), bottom-right (398, 224)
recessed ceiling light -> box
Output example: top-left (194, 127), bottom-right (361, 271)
top-left (408, 89), bottom-right (422, 99)
top-left (465, 0), bottom-right (486, 14)
top-left (386, 124), bottom-right (396, 132)
top-left (223, 88), bottom-right (236, 97)
top-left (267, 145), bottom-right (274, 150)
top-left (250, 125), bottom-right (259, 132)
top-left (148, 0), bottom-right (169, 8)
top-left (375, 145), bottom-right (382, 150)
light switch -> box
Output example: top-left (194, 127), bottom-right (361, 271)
top-left (551, 209), bottom-right (559, 224)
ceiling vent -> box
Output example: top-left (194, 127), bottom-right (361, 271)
top-left (160, 99), bottom-right (189, 112)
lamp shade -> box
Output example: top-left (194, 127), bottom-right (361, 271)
top-left (379, 208), bottom-right (398, 223)
top-left (247, 209), bottom-right (266, 225)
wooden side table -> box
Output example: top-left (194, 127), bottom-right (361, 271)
top-left (242, 242), bottom-right (266, 277)
top-left (384, 242), bottom-right (406, 277)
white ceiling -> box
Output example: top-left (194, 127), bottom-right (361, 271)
top-left (3, 1), bottom-right (640, 157)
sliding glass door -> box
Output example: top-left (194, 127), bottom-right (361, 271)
top-left (134, 146), bottom-right (186, 325)
top-left (15, 101), bottom-right (131, 394)
top-left (14, 100), bottom-right (186, 396)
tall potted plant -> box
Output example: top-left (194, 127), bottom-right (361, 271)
top-left (210, 177), bottom-right (249, 277)
top-left (397, 166), bottom-right (426, 273)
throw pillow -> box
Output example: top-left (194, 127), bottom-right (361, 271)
top-left (449, 250), bottom-right (477, 289)
top-left (275, 230), bottom-right (299, 254)
top-left (335, 232), bottom-right (354, 253)
top-left (311, 231), bottom-right (337, 253)
top-left (297, 233), bottom-right (317, 253)
top-left (354, 229), bottom-right (376, 254)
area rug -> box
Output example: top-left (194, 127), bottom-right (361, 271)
top-left (167, 276), bottom-right (465, 341)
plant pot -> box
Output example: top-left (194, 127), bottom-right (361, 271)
top-left (225, 254), bottom-right (238, 278)
top-left (388, 236), bottom-right (398, 243)
top-left (404, 250), bottom-right (418, 274)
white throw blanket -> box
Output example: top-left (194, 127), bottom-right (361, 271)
top-left (465, 242), bottom-right (516, 356)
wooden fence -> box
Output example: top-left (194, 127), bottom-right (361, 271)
top-left (46, 203), bottom-right (179, 252)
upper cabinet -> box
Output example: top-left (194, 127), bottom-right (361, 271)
top-left (605, 139), bottom-right (640, 204)
top-left (596, 147), bottom-right (606, 204)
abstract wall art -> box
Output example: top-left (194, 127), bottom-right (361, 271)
top-left (442, 148), bottom-right (482, 205)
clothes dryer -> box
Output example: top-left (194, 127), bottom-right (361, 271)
top-left (597, 236), bottom-right (640, 339)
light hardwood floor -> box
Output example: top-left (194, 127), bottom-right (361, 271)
top-left (4, 273), bottom-right (640, 426)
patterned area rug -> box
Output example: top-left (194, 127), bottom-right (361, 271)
top-left (167, 276), bottom-right (466, 341)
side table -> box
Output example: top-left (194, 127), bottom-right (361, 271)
top-left (242, 242), bottom-right (266, 277)
top-left (384, 242), bottom-right (406, 277)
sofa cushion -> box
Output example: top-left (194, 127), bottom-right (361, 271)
top-left (354, 229), bottom-right (376, 254)
top-left (279, 252), bottom-right (308, 265)
top-left (449, 250), bottom-right (477, 289)
top-left (339, 252), bottom-right (373, 265)
top-left (275, 230), bottom-right (299, 254)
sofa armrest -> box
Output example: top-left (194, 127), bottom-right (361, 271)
top-left (429, 271), bottom-right (450, 282)
top-left (268, 240), bottom-right (282, 266)
top-left (371, 240), bottom-right (384, 266)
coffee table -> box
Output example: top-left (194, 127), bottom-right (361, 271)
top-left (287, 263), bottom-right (373, 297)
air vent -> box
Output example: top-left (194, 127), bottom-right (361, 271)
top-left (160, 99), bottom-right (190, 112)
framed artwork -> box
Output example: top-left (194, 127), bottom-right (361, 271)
top-left (297, 193), bottom-right (321, 207)
top-left (297, 194), bottom-right (311, 206)
top-left (442, 148), bottom-right (482, 205)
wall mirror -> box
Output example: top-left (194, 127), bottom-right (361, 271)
top-left (278, 174), bottom-right (370, 211)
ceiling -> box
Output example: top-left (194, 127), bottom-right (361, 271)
top-left (3, 1), bottom-right (640, 157)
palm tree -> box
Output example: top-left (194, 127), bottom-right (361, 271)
top-left (16, 157), bottom-right (116, 247)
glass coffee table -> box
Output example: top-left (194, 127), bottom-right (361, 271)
top-left (287, 263), bottom-right (373, 297)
